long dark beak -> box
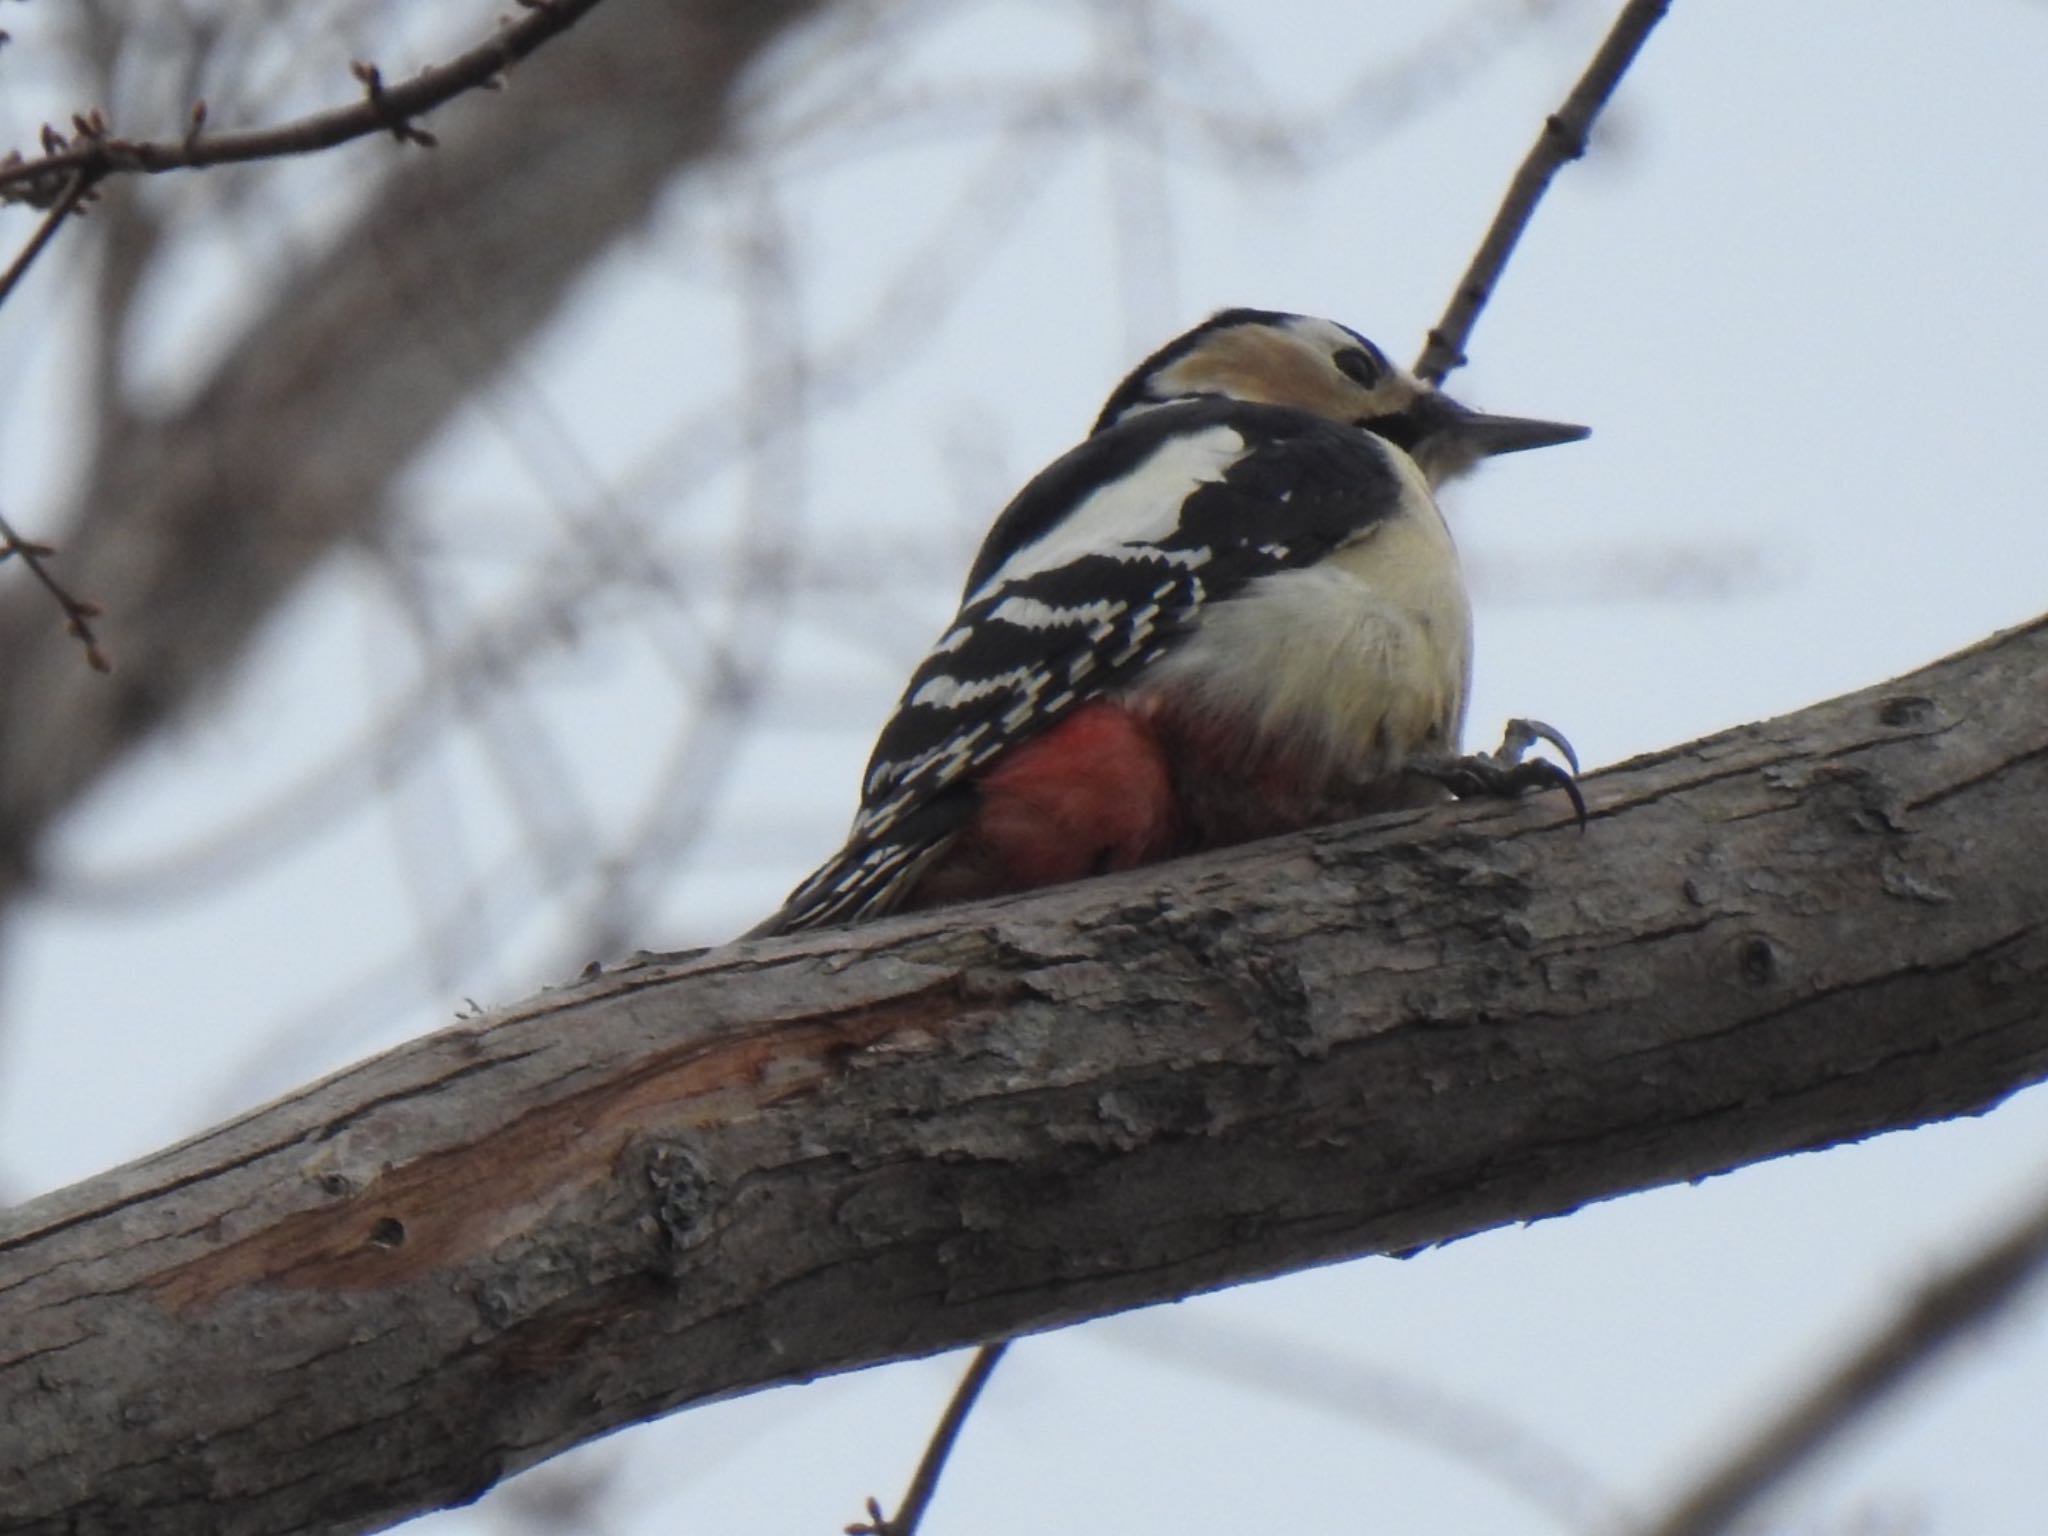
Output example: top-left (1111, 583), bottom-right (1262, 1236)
top-left (1442, 399), bottom-right (1590, 458)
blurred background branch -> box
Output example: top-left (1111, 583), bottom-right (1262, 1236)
top-left (0, 0), bottom-right (827, 921)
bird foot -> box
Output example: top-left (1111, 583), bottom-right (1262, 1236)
top-left (1412, 717), bottom-right (1587, 828)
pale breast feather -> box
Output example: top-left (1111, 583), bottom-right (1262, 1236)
top-left (845, 399), bottom-right (1416, 855)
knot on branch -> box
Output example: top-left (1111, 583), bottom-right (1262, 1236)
top-left (2, 111), bottom-right (111, 209)
top-left (350, 61), bottom-right (439, 148)
top-left (1543, 110), bottom-right (1590, 162)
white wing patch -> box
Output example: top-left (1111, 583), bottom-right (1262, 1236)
top-left (966, 425), bottom-right (1246, 602)
top-left (988, 593), bottom-right (1128, 631)
top-left (910, 666), bottom-right (1042, 711)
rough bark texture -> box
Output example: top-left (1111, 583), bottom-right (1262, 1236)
top-left (4, 615), bottom-right (2047, 1536)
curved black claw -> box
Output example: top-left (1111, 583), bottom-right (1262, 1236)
top-left (1498, 717), bottom-right (1580, 776)
top-left (1414, 717), bottom-right (1588, 829)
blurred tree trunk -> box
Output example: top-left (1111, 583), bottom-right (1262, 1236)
top-left (0, 0), bottom-right (826, 919)
top-left (3, 613), bottom-right (2044, 1536)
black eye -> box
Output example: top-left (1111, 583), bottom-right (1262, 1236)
top-left (1333, 346), bottom-right (1385, 388)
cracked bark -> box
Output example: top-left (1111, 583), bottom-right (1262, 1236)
top-left (3, 614), bottom-right (2046, 1536)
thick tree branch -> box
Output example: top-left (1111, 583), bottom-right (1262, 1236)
top-left (3, 614), bottom-right (2047, 1536)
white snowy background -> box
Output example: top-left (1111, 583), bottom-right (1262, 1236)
top-left (4, 1), bottom-right (2048, 1531)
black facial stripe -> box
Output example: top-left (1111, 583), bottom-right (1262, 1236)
top-left (1357, 392), bottom-right (1461, 453)
top-left (1359, 404), bottom-right (1428, 450)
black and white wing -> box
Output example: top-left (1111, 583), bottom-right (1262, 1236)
top-left (751, 399), bottom-right (1412, 935)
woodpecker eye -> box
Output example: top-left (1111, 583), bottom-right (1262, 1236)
top-left (1333, 346), bottom-right (1386, 389)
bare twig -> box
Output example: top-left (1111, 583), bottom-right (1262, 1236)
top-left (1413, 0), bottom-right (1671, 384)
top-left (0, 0), bottom-right (605, 197)
top-left (0, 506), bottom-right (110, 672)
top-left (0, 1), bottom-right (609, 320)
top-left (0, 168), bottom-right (94, 309)
top-left (1646, 1176), bottom-right (2048, 1536)
top-left (849, 1342), bottom-right (1010, 1536)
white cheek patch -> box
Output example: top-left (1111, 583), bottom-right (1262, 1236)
top-left (968, 426), bottom-right (1247, 601)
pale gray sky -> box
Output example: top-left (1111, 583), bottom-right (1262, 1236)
top-left (4, 1), bottom-right (2047, 1531)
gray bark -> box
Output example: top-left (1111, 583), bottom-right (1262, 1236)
top-left (3, 614), bottom-right (2046, 1536)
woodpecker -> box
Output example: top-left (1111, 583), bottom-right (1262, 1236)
top-left (751, 308), bottom-right (1587, 937)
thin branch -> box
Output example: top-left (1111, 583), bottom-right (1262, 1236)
top-left (0, 1), bottom-right (612, 322)
top-left (1645, 1174), bottom-right (2048, 1536)
top-left (0, 506), bottom-right (111, 672)
top-left (1413, 0), bottom-right (1671, 384)
top-left (0, 0), bottom-right (608, 196)
top-left (850, 1342), bottom-right (1011, 1536)
top-left (0, 0), bottom-right (832, 930)
top-left (0, 168), bottom-right (94, 310)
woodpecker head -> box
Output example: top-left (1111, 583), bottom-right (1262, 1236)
top-left (1091, 308), bottom-right (1587, 486)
